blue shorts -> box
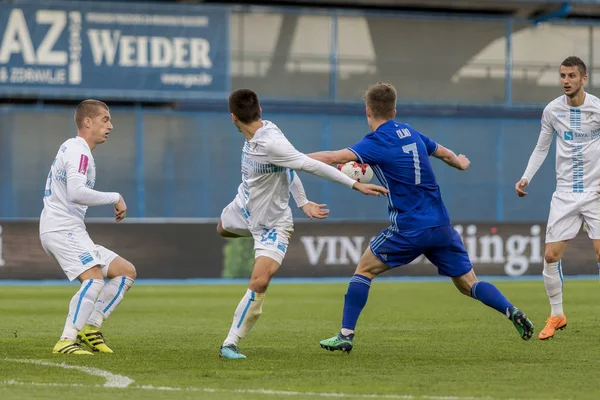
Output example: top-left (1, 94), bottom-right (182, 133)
top-left (370, 225), bottom-right (472, 277)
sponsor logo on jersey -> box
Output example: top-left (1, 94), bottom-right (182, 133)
top-left (78, 154), bottom-right (89, 174)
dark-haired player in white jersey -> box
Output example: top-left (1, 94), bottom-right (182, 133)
top-left (516, 56), bottom-right (600, 340)
top-left (217, 88), bottom-right (389, 359)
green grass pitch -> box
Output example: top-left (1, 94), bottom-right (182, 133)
top-left (1, 280), bottom-right (599, 400)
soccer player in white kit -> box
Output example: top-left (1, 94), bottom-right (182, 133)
top-left (217, 89), bottom-right (389, 359)
top-left (515, 56), bottom-right (600, 340)
top-left (40, 100), bottom-right (136, 355)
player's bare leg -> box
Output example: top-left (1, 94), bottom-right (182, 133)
top-left (220, 255), bottom-right (280, 359)
top-left (79, 257), bottom-right (136, 353)
top-left (453, 269), bottom-right (534, 340)
top-left (53, 266), bottom-right (105, 355)
top-left (539, 240), bottom-right (569, 340)
top-left (320, 248), bottom-right (389, 353)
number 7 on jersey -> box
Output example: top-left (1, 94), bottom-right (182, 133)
top-left (402, 143), bottom-right (421, 185)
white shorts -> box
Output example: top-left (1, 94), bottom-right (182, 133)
top-left (220, 200), bottom-right (293, 264)
top-left (40, 230), bottom-right (118, 281)
top-left (546, 191), bottom-right (600, 243)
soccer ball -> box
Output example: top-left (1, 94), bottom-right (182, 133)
top-left (337, 162), bottom-right (374, 183)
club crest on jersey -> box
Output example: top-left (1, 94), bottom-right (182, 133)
top-left (563, 131), bottom-right (574, 141)
top-left (78, 154), bottom-right (89, 174)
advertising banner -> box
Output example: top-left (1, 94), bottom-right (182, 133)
top-left (0, 221), bottom-right (596, 280)
top-left (0, 0), bottom-right (229, 101)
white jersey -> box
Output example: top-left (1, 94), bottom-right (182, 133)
top-left (234, 120), bottom-right (355, 230)
top-left (40, 136), bottom-right (119, 234)
top-left (522, 93), bottom-right (600, 192)
top-left (235, 121), bottom-right (304, 229)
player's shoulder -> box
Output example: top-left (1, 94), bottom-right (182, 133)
top-left (61, 137), bottom-right (92, 159)
top-left (59, 137), bottom-right (78, 153)
top-left (261, 120), bottom-right (281, 132)
top-left (544, 95), bottom-right (566, 113)
top-left (62, 136), bottom-right (88, 149)
top-left (260, 120), bottom-right (289, 143)
top-left (584, 92), bottom-right (600, 109)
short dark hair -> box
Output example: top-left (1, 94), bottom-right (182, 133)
top-left (228, 89), bottom-right (261, 124)
top-left (561, 56), bottom-right (587, 76)
top-left (364, 82), bottom-right (397, 120)
top-left (74, 99), bottom-right (109, 129)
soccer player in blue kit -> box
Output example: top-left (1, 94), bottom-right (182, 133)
top-left (308, 82), bottom-right (534, 353)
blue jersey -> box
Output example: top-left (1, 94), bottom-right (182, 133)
top-left (349, 120), bottom-right (451, 231)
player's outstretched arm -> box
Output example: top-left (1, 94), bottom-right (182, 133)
top-left (432, 144), bottom-right (470, 170)
top-left (288, 170), bottom-right (329, 219)
top-left (267, 138), bottom-right (387, 197)
top-left (307, 149), bottom-right (357, 165)
top-left (299, 158), bottom-right (387, 197)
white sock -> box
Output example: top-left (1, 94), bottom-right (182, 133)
top-left (223, 288), bottom-right (265, 347)
top-left (61, 279), bottom-right (104, 340)
top-left (87, 276), bottom-right (134, 328)
top-left (543, 260), bottom-right (563, 317)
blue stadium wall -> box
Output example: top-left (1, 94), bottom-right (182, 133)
top-left (0, 104), bottom-right (555, 222)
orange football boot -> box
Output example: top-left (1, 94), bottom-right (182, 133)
top-left (538, 314), bottom-right (567, 340)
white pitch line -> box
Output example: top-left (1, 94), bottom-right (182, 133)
top-left (0, 379), bottom-right (549, 400)
top-left (3, 358), bottom-right (134, 388)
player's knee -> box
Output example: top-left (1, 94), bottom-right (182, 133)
top-left (123, 261), bottom-right (137, 279)
top-left (544, 250), bottom-right (561, 264)
top-left (249, 275), bottom-right (271, 293)
top-left (109, 258), bottom-right (136, 279)
top-left (355, 261), bottom-right (387, 279)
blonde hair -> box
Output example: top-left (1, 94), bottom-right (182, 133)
top-left (364, 82), bottom-right (397, 120)
top-left (74, 99), bottom-right (109, 129)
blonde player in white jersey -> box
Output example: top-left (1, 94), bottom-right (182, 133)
top-left (515, 56), bottom-right (600, 340)
top-left (217, 89), bottom-right (389, 359)
top-left (40, 99), bottom-right (136, 355)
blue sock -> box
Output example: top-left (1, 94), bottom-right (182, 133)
top-left (470, 281), bottom-right (513, 317)
top-left (341, 274), bottom-right (372, 331)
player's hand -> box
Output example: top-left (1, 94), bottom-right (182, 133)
top-left (457, 154), bottom-right (470, 171)
top-left (352, 182), bottom-right (389, 196)
top-left (114, 195), bottom-right (127, 222)
top-left (515, 179), bottom-right (529, 197)
top-left (596, 181), bottom-right (600, 194)
top-left (300, 201), bottom-right (330, 219)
